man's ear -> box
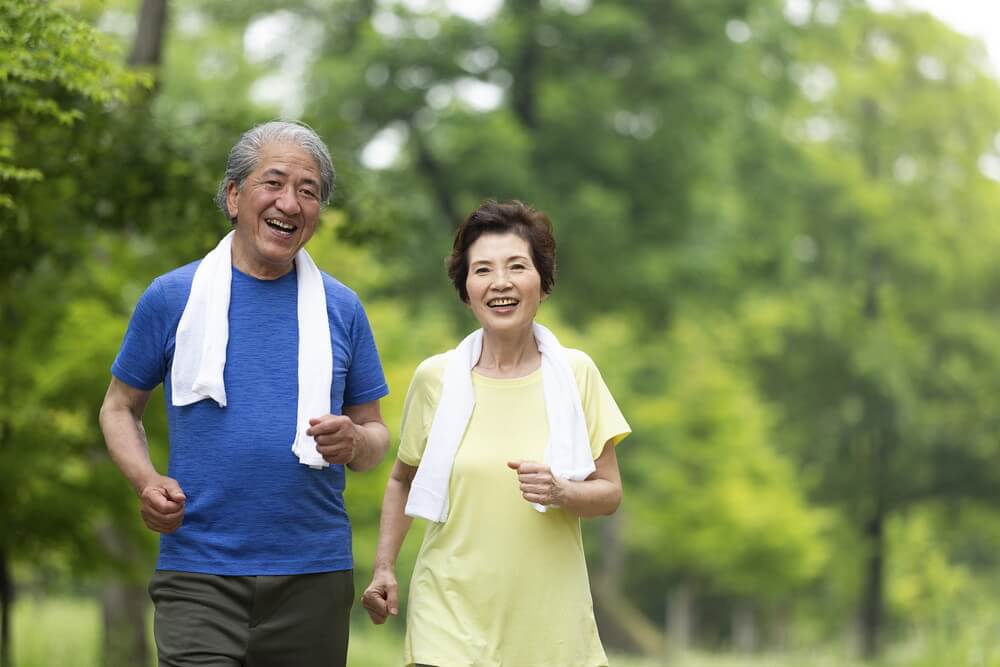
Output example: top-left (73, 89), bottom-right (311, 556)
top-left (226, 181), bottom-right (240, 220)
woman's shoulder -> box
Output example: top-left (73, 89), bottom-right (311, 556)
top-left (410, 351), bottom-right (451, 387)
top-left (563, 347), bottom-right (599, 375)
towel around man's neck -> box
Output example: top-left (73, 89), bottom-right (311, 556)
top-left (170, 230), bottom-right (332, 469)
top-left (404, 322), bottom-right (595, 522)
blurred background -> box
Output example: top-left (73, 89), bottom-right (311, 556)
top-left (3, 0), bottom-right (1000, 665)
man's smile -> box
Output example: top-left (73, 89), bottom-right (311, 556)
top-left (265, 217), bottom-right (297, 234)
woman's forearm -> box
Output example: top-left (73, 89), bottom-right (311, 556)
top-left (373, 468), bottom-right (416, 571)
top-left (558, 476), bottom-right (622, 517)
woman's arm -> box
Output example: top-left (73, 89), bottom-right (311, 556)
top-left (361, 459), bottom-right (418, 624)
top-left (507, 440), bottom-right (622, 518)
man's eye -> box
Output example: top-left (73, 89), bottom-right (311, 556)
top-left (300, 189), bottom-right (318, 199)
top-left (266, 180), bottom-right (281, 187)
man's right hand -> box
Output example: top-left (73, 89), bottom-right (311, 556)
top-left (138, 476), bottom-right (186, 533)
top-left (362, 569), bottom-right (399, 625)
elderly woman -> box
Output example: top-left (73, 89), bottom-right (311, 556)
top-left (362, 200), bottom-right (630, 666)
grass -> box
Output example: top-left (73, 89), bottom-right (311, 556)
top-left (13, 596), bottom-right (103, 667)
top-left (12, 594), bottom-right (1000, 667)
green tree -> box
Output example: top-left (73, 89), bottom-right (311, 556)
top-left (0, 2), bottom-right (147, 662)
top-left (728, 2), bottom-right (1000, 656)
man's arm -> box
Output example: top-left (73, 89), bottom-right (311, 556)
top-left (99, 377), bottom-right (186, 533)
top-left (308, 399), bottom-right (390, 472)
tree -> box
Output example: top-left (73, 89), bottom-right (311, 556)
top-left (0, 2), bottom-right (147, 663)
top-left (727, 2), bottom-right (1000, 656)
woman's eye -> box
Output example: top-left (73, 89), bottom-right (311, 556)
top-left (474, 267), bottom-right (490, 275)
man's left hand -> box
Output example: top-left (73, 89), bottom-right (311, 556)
top-left (308, 415), bottom-right (360, 465)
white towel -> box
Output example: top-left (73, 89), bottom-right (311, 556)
top-left (171, 230), bottom-right (333, 469)
top-left (405, 322), bottom-right (595, 522)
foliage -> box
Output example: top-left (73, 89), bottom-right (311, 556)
top-left (0, 0), bottom-right (145, 213)
top-left (6, 0), bottom-right (1000, 661)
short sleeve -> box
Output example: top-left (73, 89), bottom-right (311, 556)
top-left (111, 279), bottom-right (170, 390)
top-left (568, 349), bottom-right (631, 459)
top-left (344, 299), bottom-right (389, 406)
top-left (396, 354), bottom-right (448, 467)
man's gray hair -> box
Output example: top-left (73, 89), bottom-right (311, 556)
top-left (215, 120), bottom-right (335, 221)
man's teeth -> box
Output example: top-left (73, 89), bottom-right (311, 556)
top-left (266, 218), bottom-right (295, 232)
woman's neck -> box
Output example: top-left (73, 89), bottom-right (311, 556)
top-left (474, 327), bottom-right (541, 378)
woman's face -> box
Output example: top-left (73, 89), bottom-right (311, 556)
top-left (465, 232), bottom-right (544, 334)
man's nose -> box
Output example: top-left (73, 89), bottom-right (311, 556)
top-left (276, 185), bottom-right (301, 215)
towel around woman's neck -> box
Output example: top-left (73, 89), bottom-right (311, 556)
top-left (170, 230), bottom-right (332, 469)
top-left (405, 323), bottom-right (596, 522)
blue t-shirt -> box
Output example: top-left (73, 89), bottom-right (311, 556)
top-left (112, 260), bottom-right (389, 575)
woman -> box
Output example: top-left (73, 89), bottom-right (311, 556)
top-left (362, 200), bottom-right (630, 667)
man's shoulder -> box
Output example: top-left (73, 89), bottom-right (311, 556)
top-left (319, 271), bottom-right (362, 309)
top-left (146, 260), bottom-right (201, 303)
top-left (131, 259), bottom-right (198, 312)
top-left (151, 259), bottom-right (201, 288)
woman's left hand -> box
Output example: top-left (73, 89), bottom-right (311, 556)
top-left (507, 460), bottom-right (565, 506)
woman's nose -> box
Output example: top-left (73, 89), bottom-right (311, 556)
top-left (492, 272), bottom-right (512, 289)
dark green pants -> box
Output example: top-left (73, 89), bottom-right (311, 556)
top-left (149, 570), bottom-right (354, 667)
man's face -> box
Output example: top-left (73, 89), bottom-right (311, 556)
top-left (227, 141), bottom-right (323, 279)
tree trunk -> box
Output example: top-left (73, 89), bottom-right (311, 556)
top-left (128, 0), bottom-right (169, 67)
top-left (771, 601), bottom-right (790, 652)
top-left (590, 572), bottom-right (664, 658)
top-left (666, 580), bottom-right (695, 657)
top-left (591, 514), bottom-right (629, 649)
top-left (97, 523), bottom-right (150, 667)
top-left (598, 512), bottom-right (624, 589)
top-left (732, 599), bottom-right (757, 653)
top-left (0, 548), bottom-right (12, 667)
top-left (410, 125), bottom-right (461, 228)
top-left (101, 582), bottom-right (150, 667)
top-left (859, 508), bottom-right (885, 659)
top-left (508, 0), bottom-right (541, 129)
top-left (589, 513), bottom-right (664, 656)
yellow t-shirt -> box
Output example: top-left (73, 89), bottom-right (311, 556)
top-left (398, 348), bottom-right (630, 667)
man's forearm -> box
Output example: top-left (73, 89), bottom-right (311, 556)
top-left (347, 421), bottom-right (390, 472)
top-left (99, 404), bottom-right (159, 494)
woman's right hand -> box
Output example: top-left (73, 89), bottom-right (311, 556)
top-left (362, 568), bottom-right (399, 624)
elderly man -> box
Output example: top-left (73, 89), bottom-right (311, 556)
top-left (99, 121), bottom-right (389, 667)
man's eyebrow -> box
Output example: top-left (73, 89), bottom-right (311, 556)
top-left (259, 168), bottom-right (320, 188)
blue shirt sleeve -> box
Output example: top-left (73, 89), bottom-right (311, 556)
top-left (112, 278), bottom-right (169, 390)
top-left (343, 298), bottom-right (389, 406)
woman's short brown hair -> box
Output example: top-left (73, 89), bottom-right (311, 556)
top-left (447, 200), bottom-right (557, 303)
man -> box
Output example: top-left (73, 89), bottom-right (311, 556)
top-left (99, 121), bottom-right (389, 667)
